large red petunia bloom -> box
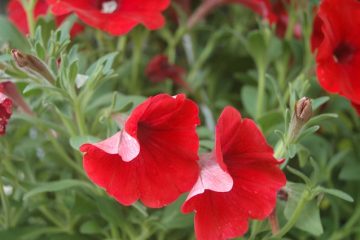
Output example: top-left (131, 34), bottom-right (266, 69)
top-left (7, 0), bottom-right (83, 36)
top-left (182, 107), bottom-right (286, 240)
top-left (311, 0), bottom-right (360, 105)
top-left (0, 92), bottom-right (13, 136)
top-left (80, 94), bottom-right (200, 208)
top-left (47, 0), bottom-right (170, 36)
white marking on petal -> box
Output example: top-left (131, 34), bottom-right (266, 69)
top-left (186, 152), bottom-right (233, 201)
top-left (101, 1), bottom-right (118, 14)
top-left (118, 130), bottom-right (140, 162)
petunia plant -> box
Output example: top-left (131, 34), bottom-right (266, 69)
top-left (0, 0), bottom-right (360, 239)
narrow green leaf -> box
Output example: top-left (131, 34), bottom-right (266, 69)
top-left (24, 180), bottom-right (93, 200)
top-left (0, 16), bottom-right (30, 50)
top-left (321, 188), bottom-right (354, 202)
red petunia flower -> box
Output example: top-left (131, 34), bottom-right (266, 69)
top-left (231, 0), bottom-right (276, 22)
top-left (271, 0), bottom-right (302, 39)
top-left (145, 55), bottom-right (192, 92)
top-left (0, 92), bottom-right (13, 136)
top-left (80, 94), bottom-right (200, 208)
top-left (7, 0), bottom-right (83, 36)
top-left (47, 0), bottom-right (170, 36)
top-left (0, 81), bottom-right (33, 116)
top-left (182, 106), bottom-right (286, 240)
top-left (311, 0), bottom-right (360, 105)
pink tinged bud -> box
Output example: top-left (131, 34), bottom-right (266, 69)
top-left (288, 97), bottom-right (312, 142)
top-left (295, 97), bottom-right (312, 123)
top-left (11, 49), bottom-right (55, 84)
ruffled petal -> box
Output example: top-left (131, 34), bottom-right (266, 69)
top-left (186, 152), bottom-right (233, 201)
top-left (80, 144), bottom-right (140, 205)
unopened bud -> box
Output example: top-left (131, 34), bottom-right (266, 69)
top-left (295, 97), bottom-right (312, 123)
top-left (11, 49), bottom-right (55, 84)
top-left (288, 97), bottom-right (312, 142)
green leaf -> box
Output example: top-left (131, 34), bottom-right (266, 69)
top-left (321, 188), bottom-right (354, 202)
top-left (306, 113), bottom-right (338, 127)
top-left (339, 160), bottom-right (360, 181)
top-left (79, 220), bottom-right (103, 235)
top-left (298, 125), bottom-right (320, 141)
top-left (24, 180), bottom-right (93, 200)
top-left (312, 96), bottom-right (330, 110)
top-left (0, 16), bottom-right (30, 50)
top-left (285, 182), bottom-right (324, 236)
top-left (241, 85), bottom-right (258, 118)
top-left (69, 135), bottom-right (101, 150)
top-left (246, 30), bottom-right (267, 67)
top-left (257, 110), bottom-right (283, 134)
top-left (132, 202), bottom-right (148, 217)
top-left (95, 196), bottom-right (126, 224)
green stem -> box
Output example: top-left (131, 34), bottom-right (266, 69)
top-left (269, 189), bottom-right (310, 239)
top-left (248, 220), bottom-right (262, 240)
top-left (130, 30), bottom-right (148, 94)
top-left (48, 137), bottom-right (86, 177)
top-left (39, 207), bottom-right (64, 228)
top-left (110, 223), bottom-right (121, 240)
top-left (256, 66), bottom-right (266, 119)
top-left (0, 177), bottom-right (10, 229)
top-left (329, 203), bottom-right (360, 240)
top-left (117, 36), bottom-right (128, 63)
top-left (24, 0), bottom-right (37, 37)
top-left (73, 98), bottom-right (88, 136)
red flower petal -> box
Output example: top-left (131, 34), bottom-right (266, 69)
top-left (311, 0), bottom-right (360, 103)
top-left (0, 92), bottom-right (13, 136)
top-left (351, 102), bottom-right (360, 115)
top-left (182, 106), bottom-right (286, 240)
top-left (48, 0), bottom-right (170, 35)
top-left (81, 94), bottom-right (200, 208)
top-left (145, 55), bottom-right (192, 91)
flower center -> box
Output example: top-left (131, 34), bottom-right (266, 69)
top-left (333, 42), bottom-right (355, 64)
top-left (97, 0), bottom-right (119, 14)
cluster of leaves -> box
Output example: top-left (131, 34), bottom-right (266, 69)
top-left (1, 1), bottom-right (360, 240)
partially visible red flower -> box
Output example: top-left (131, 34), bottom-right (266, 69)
top-left (176, 0), bottom-right (192, 14)
top-left (231, 0), bottom-right (276, 22)
top-left (187, 0), bottom-right (301, 38)
top-left (0, 81), bottom-right (33, 116)
top-left (146, 55), bottom-right (192, 92)
top-left (188, 0), bottom-right (275, 29)
top-left (47, 0), bottom-right (170, 36)
top-left (7, 0), bottom-right (83, 36)
top-left (351, 102), bottom-right (360, 115)
top-left (80, 94), bottom-right (200, 208)
top-left (271, 0), bottom-right (302, 39)
top-left (0, 92), bottom-right (13, 136)
top-left (182, 107), bottom-right (286, 240)
top-left (311, 0), bottom-right (360, 105)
